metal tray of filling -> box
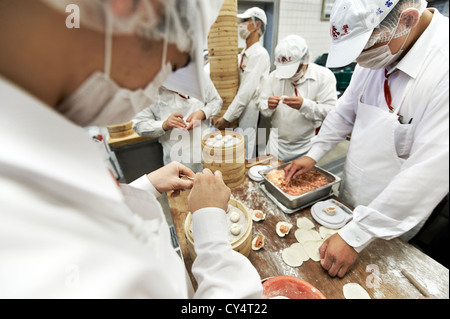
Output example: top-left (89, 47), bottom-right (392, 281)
top-left (259, 163), bottom-right (341, 210)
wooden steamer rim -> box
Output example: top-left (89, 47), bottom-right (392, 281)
top-left (107, 120), bottom-right (135, 139)
top-left (184, 198), bottom-right (253, 260)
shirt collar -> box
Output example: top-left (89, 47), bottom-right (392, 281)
top-left (242, 41), bottom-right (262, 57)
top-left (394, 9), bottom-right (443, 79)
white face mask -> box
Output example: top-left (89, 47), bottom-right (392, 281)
top-left (356, 32), bottom-right (409, 70)
top-left (288, 66), bottom-right (305, 83)
top-left (59, 6), bottom-right (174, 127)
top-left (357, 18), bottom-right (411, 70)
top-left (238, 21), bottom-right (252, 40)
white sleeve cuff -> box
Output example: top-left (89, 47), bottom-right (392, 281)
top-left (299, 98), bottom-right (316, 114)
top-left (338, 221), bottom-right (375, 253)
top-left (305, 146), bottom-right (327, 163)
top-left (129, 175), bottom-right (162, 198)
top-left (192, 208), bottom-right (229, 246)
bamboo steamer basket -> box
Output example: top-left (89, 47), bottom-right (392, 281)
top-left (202, 130), bottom-right (246, 188)
top-left (184, 198), bottom-right (252, 260)
top-left (210, 73), bottom-right (237, 82)
top-left (208, 0), bottom-right (239, 129)
top-left (107, 120), bottom-right (134, 139)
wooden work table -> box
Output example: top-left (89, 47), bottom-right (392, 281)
top-left (168, 159), bottom-right (449, 299)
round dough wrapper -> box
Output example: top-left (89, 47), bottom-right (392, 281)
top-left (295, 229), bottom-right (322, 244)
top-left (290, 243), bottom-right (310, 262)
top-left (343, 283), bottom-right (371, 299)
top-left (281, 247), bottom-right (304, 267)
top-left (297, 217), bottom-right (315, 230)
top-left (303, 240), bottom-right (324, 262)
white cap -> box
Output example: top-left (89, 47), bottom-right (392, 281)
top-left (237, 7), bottom-right (267, 26)
top-left (274, 35), bottom-right (309, 79)
top-left (326, 0), bottom-right (400, 68)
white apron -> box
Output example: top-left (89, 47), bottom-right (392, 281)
top-left (339, 86), bottom-right (424, 240)
top-left (266, 102), bottom-right (313, 162)
top-left (340, 94), bottom-right (405, 207)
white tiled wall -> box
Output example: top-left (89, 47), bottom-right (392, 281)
top-left (278, 0), bottom-right (332, 62)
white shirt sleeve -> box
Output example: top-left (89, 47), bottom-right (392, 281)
top-left (191, 208), bottom-right (263, 299)
top-left (299, 68), bottom-right (337, 122)
top-left (223, 52), bottom-right (269, 123)
top-left (201, 77), bottom-right (223, 120)
top-left (258, 72), bottom-right (277, 118)
top-left (132, 105), bottom-right (165, 138)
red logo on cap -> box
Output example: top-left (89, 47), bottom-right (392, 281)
top-left (331, 25), bottom-right (350, 40)
top-left (277, 56), bottom-right (292, 64)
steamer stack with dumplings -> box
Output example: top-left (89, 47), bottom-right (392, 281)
top-left (207, 0), bottom-right (239, 128)
top-left (202, 130), bottom-right (246, 188)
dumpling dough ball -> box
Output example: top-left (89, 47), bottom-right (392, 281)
top-left (214, 134), bottom-right (223, 141)
top-left (230, 224), bottom-right (242, 236)
top-left (230, 211), bottom-right (240, 223)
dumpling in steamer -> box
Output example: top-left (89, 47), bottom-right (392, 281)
top-left (230, 224), bottom-right (242, 236)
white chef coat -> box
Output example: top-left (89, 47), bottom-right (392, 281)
top-left (307, 9), bottom-right (449, 252)
top-left (132, 80), bottom-right (222, 173)
top-left (259, 63), bottom-right (337, 162)
top-left (223, 42), bottom-right (270, 160)
top-left (0, 76), bottom-right (262, 298)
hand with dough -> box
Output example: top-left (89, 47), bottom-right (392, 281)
top-left (147, 162), bottom-right (195, 197)
top-left (282, 96), bottom-right (304, 110)
top-left (162, 113), bottom-right (187, 131)
top-left (268, 96), bottom-right (281, 110)
top-left (213, 117), bottom-right (231, 130)
top-left (185, 110), bottom-right (206, 131)
top-left (319, 233), bottom-right (358, 278)
top-left (188, 169), bottom-right (231, 213)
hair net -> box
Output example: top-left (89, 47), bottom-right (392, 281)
top-left (365, 0), bottom-right (428, 49)
top-left (252, 17), bottom-right (266, 37)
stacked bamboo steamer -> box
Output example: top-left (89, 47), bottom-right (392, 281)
top-left (184, 198), bottom-right (253, 260)
top-left (107, 120), bottom-right (134, 139)
top-left (208, 0), bottom-right (239, 128)
top-left (202, 130), bottom-right (246, 188)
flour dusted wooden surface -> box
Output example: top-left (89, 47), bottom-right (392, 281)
top-left (169, 161), bottom-right (449, 299)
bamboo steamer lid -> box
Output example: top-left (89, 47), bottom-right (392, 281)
top-left (208, 28), bottom-right (237, 38)
top-left (209, 59), bottom-right (238, 74)
top-left (210, 73), bottom-right (238, 82)
top-left (213, 79), bottom-right (239, 89)
top-left (214, 15), bottom-right (238, 23)
top-left (216, 87), bottom-right (239, 97)
top-left (184, 198), bottom-right (252, 260)
top-left (208, 48), bottom-right (238, 58)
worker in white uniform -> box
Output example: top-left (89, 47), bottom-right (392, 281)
top-left (214, 7), bottom-right (271, 160)
top-left (0, 0), bottom-right (262, 298)
top-left (285, 0), bottom-right (449, 278)
top-left (259, 35), bottom-right (337, 162)
top-left (132, 79), bottom-right (222, 172)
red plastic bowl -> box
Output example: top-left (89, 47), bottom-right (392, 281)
top-left (262, 276), bottom-right (326, 299)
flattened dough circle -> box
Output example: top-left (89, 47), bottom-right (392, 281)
top-left (343, 283), bottom-right (371, 299)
